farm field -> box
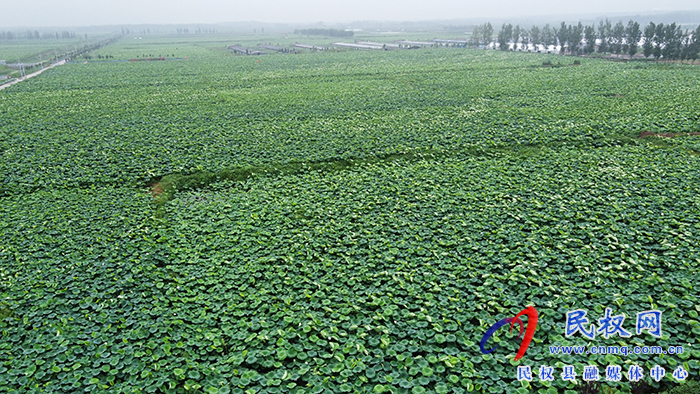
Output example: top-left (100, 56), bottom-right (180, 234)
top-left (0, 34), bottom-right (699, 394)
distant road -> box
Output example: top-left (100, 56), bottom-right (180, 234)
top-left (0, 60), bottom-right (66, 92)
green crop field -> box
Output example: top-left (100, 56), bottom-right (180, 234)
top-left (0, 34), bottom-right (699, 394)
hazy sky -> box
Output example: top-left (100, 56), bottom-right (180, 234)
top-left (2, 0), bottom-right (700, 27)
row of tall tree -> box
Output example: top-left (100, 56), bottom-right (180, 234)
top-left (0, 31), bottom-right (79, 40)
top-left (488, 20), bottom-right (700, 61)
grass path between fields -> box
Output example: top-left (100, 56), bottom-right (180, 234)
top-left (147, 131), bottom-right (700, 218)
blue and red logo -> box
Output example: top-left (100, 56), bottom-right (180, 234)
top-left (480, 306), bottom-right (538, 360)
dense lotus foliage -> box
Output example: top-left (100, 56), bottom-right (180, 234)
top-left (2, 44), bottom-right (700, 194)
top-left (0, 37), bottom-right (699, 394)
top-left (2, 143), bottom-right (699, 393)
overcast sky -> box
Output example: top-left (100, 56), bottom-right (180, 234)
top-left (2, 0), bottom-right (700, 28)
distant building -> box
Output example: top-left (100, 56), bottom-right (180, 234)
top-left (259, 44), bottom-right (284, 52)
top-left (228, 45), bottom-right (248, 54)
top-left (0, 60), bottom-right (6, 65)
top-left (293, 44), bottom-right (326, 51)
top-left (357, 41), bottom-right (400, 49)
top-left (332, 42), bottom-right (386, 50)
top-left (228, 46), bottom-right (267, 55)
top-left (433, 39), bottom-right (468, 46)
top-left (395, 40), bottom-right (434, 47)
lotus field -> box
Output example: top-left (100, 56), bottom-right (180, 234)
top-left (0, 36), bottom-right (699, 394)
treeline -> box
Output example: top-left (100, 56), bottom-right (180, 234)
top-left (118, 27), bottom-right (217, 35)
top-left (470, 22), bottom-right (495, 46)
top-left (293, 28), bottom-right (353, 37)
top-left (175, 28), bottom-right (217, 34)
top-left (0, 31), bottom-right (80, 40)
top-left (487, 19), bottom-right (700, 61)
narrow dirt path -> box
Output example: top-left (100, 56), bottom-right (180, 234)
top-left (639, 131), bottom-right (700, 139)
top-left (0, 60), bottom-right (66, 92)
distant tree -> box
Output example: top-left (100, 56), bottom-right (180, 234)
top-left (498, 23), bottom-right (513, 50)
top-left (556, 22), bottom-right (568, 53)
top-left (611, 21), bottom-right (625, 54)
top-left (497, 24), bottom-right (508, 50)
top-left (513, 25), bottom-right (521, 50)
top-left (569, 22), bottom-right (584, 55)
top-left (530, 25), bottom-right (541, 51)
top-left (642, 22), bottom-right (655, 58)
top-left (505, 23), bottom-right (513, 48)
top-left (626, 20), bottom-right (641, 56)
top-left (662, 23), bottom-right (683, 60)
top-left (542, 24), bottom-right (555, 50)
top-left (653, 23), bottom-right (664, 60)
top-left (583, 25), bottom-right (596, 54)
top-left (680, 32), bottom-right (691, 62)
top-left (598, 19), bottom-right (612, 53)
top-left (690, 25), bottom-right (700, 63)
top-left (521, 29), bottom-right (530, 51)
top-left (470, 24), bottom-right (482, 46)
top-left (482, 22), bottom-right (494, 47)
